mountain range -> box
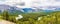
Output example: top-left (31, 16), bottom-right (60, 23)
top-left (0, 4), bottom-right (60, 14)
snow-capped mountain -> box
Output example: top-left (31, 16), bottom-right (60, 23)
top-left (0, 4), bottom-right (60, 13)
top-left (0, 4), bottom-right (11, 12)
top-left (0, 4), bottom-right (25, 14)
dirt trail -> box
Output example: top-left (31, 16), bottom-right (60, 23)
top-left (0, 20), bottom-right (16, 24)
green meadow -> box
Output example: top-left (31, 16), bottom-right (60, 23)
top-left (0, 11), bottom-right (60, 24)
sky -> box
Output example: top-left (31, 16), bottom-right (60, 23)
top-left (0, 0), bottom-right (60, 8)
top-left (0, 0), bottom-right (32, 8)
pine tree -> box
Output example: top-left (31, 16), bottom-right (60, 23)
top-left (2, 10), bottom-right (9, 20)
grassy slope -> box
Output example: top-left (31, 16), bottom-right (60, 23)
top-left (0, 11), bottom-right (60, 24)
top-left (16, 11), bottom-right (60, 24)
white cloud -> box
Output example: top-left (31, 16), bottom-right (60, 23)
top-left (32, 0), bottom-right (60, 6)
top-left (0, 0), bottom-right (60, 8)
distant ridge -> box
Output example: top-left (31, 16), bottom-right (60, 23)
top-left (0, 4), bottom-right (60, 13)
